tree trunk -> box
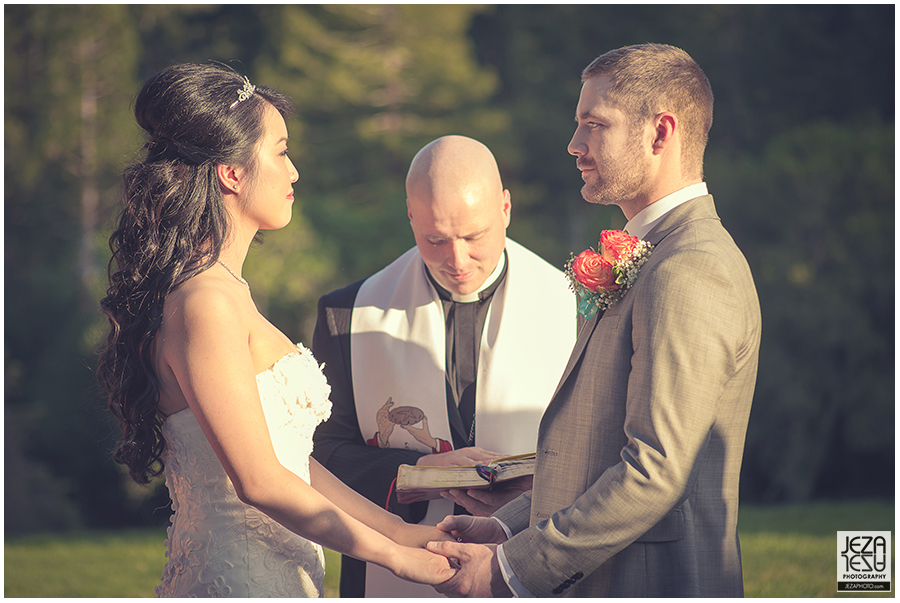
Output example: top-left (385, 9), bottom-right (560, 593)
top-left (78, 36), bottom-right (100, 312)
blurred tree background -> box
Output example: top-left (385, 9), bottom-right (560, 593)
top-left (4, 4), bottom-right (893, 535)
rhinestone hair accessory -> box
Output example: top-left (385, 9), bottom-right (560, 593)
top-left (229, 76), bottom-right (257, 109)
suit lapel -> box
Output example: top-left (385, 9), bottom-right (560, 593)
top-left (548, 311), bottom-right (601, 402)
top-left (545, 195), bottom-right (719, 408)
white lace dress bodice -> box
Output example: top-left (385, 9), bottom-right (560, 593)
top-left (156, 344), bottom-right (332, 598)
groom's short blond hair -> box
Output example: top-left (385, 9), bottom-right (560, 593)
top-left (582, 44), bottom-right (713, 181)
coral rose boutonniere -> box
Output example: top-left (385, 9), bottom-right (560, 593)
top-left (565, 230), bottom-right (653, 319)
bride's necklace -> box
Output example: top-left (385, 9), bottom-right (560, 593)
top-left (216, 259), bottom-right (250, 289)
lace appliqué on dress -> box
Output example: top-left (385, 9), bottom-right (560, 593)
top-left (157, 344), bottom-right (331, 598)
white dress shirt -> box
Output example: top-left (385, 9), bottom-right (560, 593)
top-left (494, 182), bottom-right (709, 597)
top-left (624, 182), bottom-right (708, 240)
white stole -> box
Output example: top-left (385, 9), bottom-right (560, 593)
top-left (351, 238), bottom-right (577, 597)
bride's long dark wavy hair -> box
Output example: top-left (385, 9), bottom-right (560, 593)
top-left (97, 63), bottom-right (294, 484)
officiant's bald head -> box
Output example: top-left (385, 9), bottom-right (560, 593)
top-left (406, 135), bottom-right (512, 297)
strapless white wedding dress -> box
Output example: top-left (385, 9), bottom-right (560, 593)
top-left (156, 344), bottom-right (332, 597)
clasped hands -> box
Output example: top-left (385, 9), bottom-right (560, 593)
top-left (396, 480), bottom-right (521, 596)
top-left (401, 446), bottom-right (528, 596)
top-left (425, 514), bottom-right (513, 597)
top-left (392, 513), bottom-right (510, 597)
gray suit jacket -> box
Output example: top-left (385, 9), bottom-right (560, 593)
top-left (494, 195), bottom-right (761, 597)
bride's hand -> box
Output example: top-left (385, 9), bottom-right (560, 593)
top-left (387, 544), bottom-right (458, 585)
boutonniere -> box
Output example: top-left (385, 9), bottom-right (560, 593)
top-left (564, 230), bottom-right (653, 319)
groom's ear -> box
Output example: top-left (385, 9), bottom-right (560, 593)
top-left (651, 112), bottom-right (677, 154)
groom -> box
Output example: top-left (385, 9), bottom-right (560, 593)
top-left (429, 43), bottom-right (762, 597)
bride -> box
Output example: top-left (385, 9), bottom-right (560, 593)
top-left (96, 63), bottom-right (456, 597)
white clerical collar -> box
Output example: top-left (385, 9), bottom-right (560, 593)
top-left (448, 249), bottom-right (507, 303)
top-left (625, 182), bottom-right (708, 240)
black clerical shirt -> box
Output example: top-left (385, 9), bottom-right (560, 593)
top-left (425, 251), bottom-right (509, 450)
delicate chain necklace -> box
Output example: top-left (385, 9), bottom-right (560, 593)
top-left (216, 259), bottom-right (250, 289)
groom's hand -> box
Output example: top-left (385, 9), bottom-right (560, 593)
top-left (426, 541), bottom-right (511, 597)
top-left (435, 514), bottom-right (508, 544)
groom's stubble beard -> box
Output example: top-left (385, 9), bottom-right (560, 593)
top-left (579, 126), bottom-right (651, 208)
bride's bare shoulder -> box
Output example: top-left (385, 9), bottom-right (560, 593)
top-left (163, 270), bottom-right (252, 335)
top-left (155, 271), bottom-right (255, 415)
top-left (160, 268), bottom-right (293, 374)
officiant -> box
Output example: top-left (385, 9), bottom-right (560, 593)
top-left (311, 135), bottom-right (577, 597)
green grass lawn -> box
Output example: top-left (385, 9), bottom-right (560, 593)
top-left (5, 501), bottom-right (893, 597)
top-left (3, 529), bottom-right (343, 598)
top-left (739, 501), bottom-right (894, 597)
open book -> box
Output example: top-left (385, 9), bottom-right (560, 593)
top-left (395, 452), bottom-right (535, 504)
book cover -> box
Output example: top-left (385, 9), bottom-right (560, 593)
top-left (395, 452), bottom-right (535, 503)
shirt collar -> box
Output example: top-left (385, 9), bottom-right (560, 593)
top-left (624, 182), bottom-right (708, 240)
top-left (427, 248), bottom-right (508, 303)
